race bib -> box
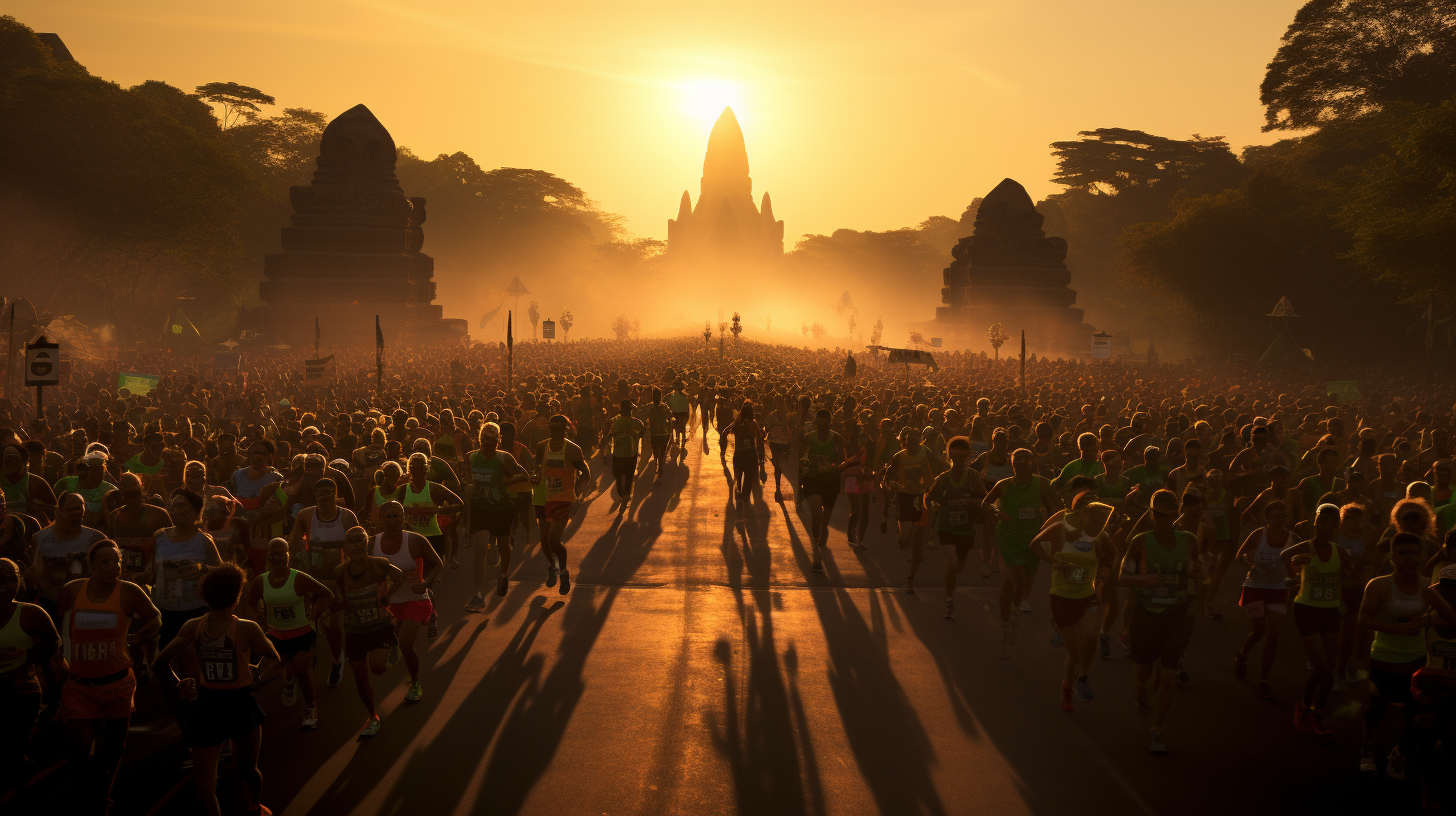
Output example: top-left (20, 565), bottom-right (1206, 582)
top-left (1018, 507), bottom-right (1035, 520)
top-left (948, 510), bottom-right (969, 527)
top-left (272, 604), bottom-right (297, 622)
top-left (1069, 566), bottom-right (1088, 584)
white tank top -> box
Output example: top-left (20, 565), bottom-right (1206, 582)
top-left (371, 532), bottom-right (417, 605)
top-left (1243, 528), bottom-right (1289, 590)
top-left (311, 506), bottom-right (347, 545)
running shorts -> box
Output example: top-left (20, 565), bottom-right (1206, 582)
top-left (1128, 605), bottom-right (1194, 668)
top-left (769, 442), bottom-right (790, 461)
top-left (1369, 657), bottom-right (1423, 703)
top-left (1238, 586), bottom-right (1289, 617)
top-left (672, 413), bottom-right (688, 432)
top-left (896, 492), bottom-right (927, 524)
top-left (1292, 602), bottom-right (1341, 636)
top-left (1050, 594), bottom-right (1097, 629)
top-left (60, 671), bottom-right (137, 720)
top-left (184, 686), bottom-right (265, 748)
top-left (545, 501), bottom-right (573, 521)
top-left (651, 435), bottom-right (670, 457)
top-left (472, 506), bottom-right (515, 537)
top-left (612, 456), bottom-right (637, 483)
top-left (389, 599), bottom-right (434, 623)
top-left (940, 531), bottom-right (975, 561)
top-left (801, 477), bottom-right (840, 511)
top-left (268, 628), bottom-right (317, 660)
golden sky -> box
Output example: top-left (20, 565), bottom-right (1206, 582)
top-left (11, 0), bottom-right (1303, 242)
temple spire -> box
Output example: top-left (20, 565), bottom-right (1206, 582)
top-left (677, 190), bottom-right (692, 221)
top-left (700, 107), bottom-right (751, 208)
top-left (761, 192), bottom-right (774, 221)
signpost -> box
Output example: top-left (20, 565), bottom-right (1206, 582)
top-left (542, 319), bottom-right (556, 340)
top-left (1092, 331), bottom-right (1112, 360)
top-left (25, 335), bottom-right (60, 416)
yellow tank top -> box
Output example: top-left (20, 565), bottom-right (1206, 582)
top-left (1049, 532), bottom-right (1099, 600)
top-left (1294, 543), bottom-right (1341, 608)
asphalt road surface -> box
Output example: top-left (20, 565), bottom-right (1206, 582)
top-left (17, 425), bottom-right (1421, 815)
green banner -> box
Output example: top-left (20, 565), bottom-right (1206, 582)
top-left (118, 371), bottom-right (161, 395)
top-left (1326, 380), bottom-right (1361, 403)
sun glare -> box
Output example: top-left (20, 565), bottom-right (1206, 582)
top-left (677, 78), bottom-right (745, 126)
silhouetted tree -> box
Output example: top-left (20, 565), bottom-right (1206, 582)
top-left (870, 316), bottom-right (883, 346)
top-left (195, 81), bottom-right (275, 129)
top-left (1261, 0), bottom-right (1456, 131)
top-left (612, 314), bottom-right (632, 341)
top-left (528, 301), bottom-right (540, 339)
top-left (559, 309), bottom-right (574, 340)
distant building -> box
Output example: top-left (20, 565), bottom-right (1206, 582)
top-left (36, 34), bottom-right (74, 62)
top-left (667, 107), bottom-right (784, 266)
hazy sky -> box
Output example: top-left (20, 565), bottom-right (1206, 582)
top-left (12, 0), bottom-right (1303, 243)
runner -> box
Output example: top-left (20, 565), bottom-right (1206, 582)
top-left (151, 490), bottom-right (224, 657)
top-left (1120, 490), bottom-right (1203, 754)
top-left (607, 401), bottom-right (645, 509)
top-left (841, 422), bottom-right (874, 549)
top-left (766, 396), bottom-right (795, 503)
top-left (927, 437), bottom-right (985, 617)
top-left (372, 502), bottom-right (442, 702)
top-left (465, 422), bottom-right (529, 610)
top-left (57, 539), bottom-right (160, 813)
top-left (1233, 500), bottom-right (1292, 698)
top-left (534, 416), bottom-right (591, 594)
top-left (723, 400), bottom-right (766, 502)
top-left (287, 477), bottom-right (357, 684)
top-left (1, 441), bottom-right (55, 522)
top-left (800, 409), bottom-right (846, 572)
top-left (983, 448), bottom-right (1059, 656)
top-left (332, 526), bottom-right (402, 736)
top-left (153, 563), bottom-right (278, 816)
top-left (0, 557), bottom-right (63, 802)
top-left (246, 538), bottom-right (334, 729)
top-left (1281, 503), bottom-right (1350, 735)
top-left (1356, 532), bottom-right (1455, 776)
top-left (1031, 491), bottom-right (1117, 711)
top-left (644, 388), bottom-right (674, 484)
top-left (28, 492), bottom-right (107, 623)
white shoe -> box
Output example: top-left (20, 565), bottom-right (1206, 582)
top-left (281, 678), bottom-right (299, 707)
top-left (1019, 600), bottom-right (1032, 613)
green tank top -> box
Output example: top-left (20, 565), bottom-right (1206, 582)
top-left (1294, 543), bottom-right (1341, 608)
top-left (895, 447), bottom-right (931, 494)
top-left (995, 476), bottom-right (1046, 544)
top-left (804, 433), bottom-right (839, 481)
top-left (342, 573), bottom-right (391, 634)
top-left (0, 472), bottom-right (29, 514)
top-left (933, 471), bottom-right (979, 534)
top-left (1133, 530), bottom-right (1195, 614)
top-left (125, 454), bottom-right (164, 475)
top-left (469, 451), bottom-right (513, 511)
top-left (1369, 575), bottom-right (1427, 663)
top-left (404, 481), bottom-right (441, 537)
top-left (0, 602), bottom-right (36, 674)
top-left (262, 569), bottom-right (308, 633)
top-left (1049, 532), bottom-right (1099, 600)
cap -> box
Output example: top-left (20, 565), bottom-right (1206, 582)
top-left (1150, 490), bottom-right (1179, 515)
top-left (1316, 503), bottom-right (1340, 517)
top-left (1440, 564), bottom-right (1456, 581)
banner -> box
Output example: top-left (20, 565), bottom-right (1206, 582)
top-left (887, 348), bottom-right (937, 369)
top-left (1327, 381), bottom-right (1361, 404)
top-left (930, 337), bottom-right (942, 348)
top-left (118, 371), bottom-right (161, 395)
top-left (1091, 332), bottom-right (1112, 360)
top-left (542, 319), bottom-right (556, 340)
top-left (213, 352), bottom-right (241, 371)
top-left (305, 354), bottom-right (336, 384)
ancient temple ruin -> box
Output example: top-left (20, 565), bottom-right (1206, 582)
top-left (666, 107), bottom-right (784, 266)
top-left (926, 178), bottom-right (1091, 357)
top-left (259, 104), bottom-right (465, 347)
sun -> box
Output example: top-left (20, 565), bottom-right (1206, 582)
top-left (677, 78), bottom-right (745, 127)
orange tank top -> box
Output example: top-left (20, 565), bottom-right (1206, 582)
top-left (68, 579), bottom-right (132, 678)
top-left (194, 615), bottom-right (253, 690)
top-left (543, 441), bottom-right (576, 503)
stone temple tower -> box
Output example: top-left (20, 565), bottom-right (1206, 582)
top-left (929, 178), bottom-right (1092, 357)
top-left (666, 107), bottom-right (784, 265)
top-left (259, 105), bottom-right (465, 347)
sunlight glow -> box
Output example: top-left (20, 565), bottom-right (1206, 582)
top-left (677, 78), bottom-right (745, 126)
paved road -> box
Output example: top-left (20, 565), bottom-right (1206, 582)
top-left (21, 425), bottom-right (1416, 815)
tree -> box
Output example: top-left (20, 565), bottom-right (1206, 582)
top-left (731, 312), bottom-right (742, 343)
top-left (870, 316), bottom-right (883, 346)
top-left (631, 317), bottom-right (641, 339)
top-left (765, 314), bottom-right (772, 333)
top-left (1261, 0), bottom-right (1456, 131)
top-left (611, 314), bottom-right (632, 341)
top-left (703, 321), bottom-right (712, 346)
top-left (801, 322), bottom-right (809, 337)
top-left (847, 311), bottom-right (858, 340)
top-left (988, 323), bottom-right (1009, 359)
top-left (528, 301), bottom-right (540, 339)
top-left (195, 81), bottom-right (275, 129)
top-left (559, 309), bottom-right (574, 340)
top-left (810, 323), bottom-right (827, 341)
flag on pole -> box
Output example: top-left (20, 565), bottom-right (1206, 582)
top-left (375, 315), bottom-right (383, 391)
top-left (507, 310), bottom-right (513, 351)
top-left (478, 302), bottom-right (504, 329)
top-left (314, 317), bottom-right (321, 355)
top-left (305, 354), bottom-right (336, 384)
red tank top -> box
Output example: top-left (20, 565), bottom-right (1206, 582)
top-left (68, 580), bottom-right (132, 678)
top-left (194, 615), bottom-right (253, 690)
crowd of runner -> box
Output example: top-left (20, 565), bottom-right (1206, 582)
top-left (1, 336), bottom-right (1454, 813)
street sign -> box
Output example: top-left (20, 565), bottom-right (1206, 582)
top-left (24, 337), bottom-right (60, 386)
top-left (542, 319), bottom-right (556, 340)
top-left (1092, 332), bottom-right (1112, 359)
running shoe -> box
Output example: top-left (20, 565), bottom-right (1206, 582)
top-left (387, 645), bottom-right (401, 669)
top-left (1234, 655), bottom-right (1248, 680)
top-left (1257, 682), bottom-right (1274, 699)
top-left (281, 678), bottom-right (299, 707)
top-left (944, 599), bottom-right (954, 619)
top-left (1050, 631), bottom-right (1063, 648)
top-left (1149, 729), bottom-right (1167, 755)
top-left (1359, 745), bottom-right (1376, 774)
top-left (1118, 631), bottom-right (1131, 655)
top-left (1203, 603), bottom-right (1223, 621)
top-left (1176, 663), bottom-right (1190, 684)
top-left (302, 707), bottom-right (319, 730)
top-left (360, 717), bottom-right (381, 737)
top-left (1019, 600), bottom-right (1032, 613)
top-left (1075, 677), bottom-right (1093, 702)
top-left (559, 569), bottom-right (571, 595)
top-left (328, 662), bottom-right (343, 688)
top-left (774, 489), bottom-right (784, 503)
top-left (466, 593), bottom-right (486, 612)
top-left (1293, 705), bottom-right (1314, 734)
top-left (981, 565), bottom-right (991, 578)
top-left (1099, 633), bottom-right (1111, 660)
top-left (427, 618), bottom-right (439, 640)
top-left (811, 557), bottom-right (824, 573)
top-left (546, 566), bottom-right (559, 588)
top-left (1310, 710), bottom-right (1331, 736)
top-left (448, 556), bottom-right (460, 569)
top-left (1060, 682), bottom-right (1075, 713)
top-left (1386, 747), bottom-right (1405, 780)
top-left (497, 573), bottom-right (509, 597)
top-left (405, 682), bottom-right (423, 703)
